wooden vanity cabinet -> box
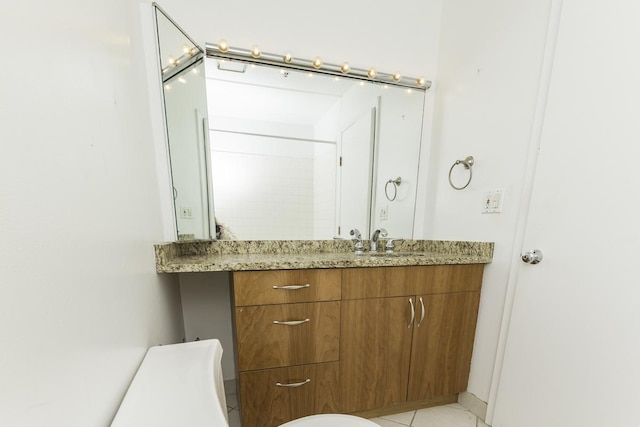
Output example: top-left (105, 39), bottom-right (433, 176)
top-left (232, 269), bottom-right (342, 427)
top-left (231, 264), bottom-right (484, 425)
top-left (340, 264), bottom-right (484, 414)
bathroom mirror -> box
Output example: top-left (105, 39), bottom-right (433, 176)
top-left (154, 4), bottom-right (427, 241)
top-left (154, 5), bottom-right (215, 240)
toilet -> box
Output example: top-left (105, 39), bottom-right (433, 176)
top-left (111, 339), bottom-right (377, 427)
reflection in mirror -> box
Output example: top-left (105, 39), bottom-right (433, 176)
top-left (205, 58), bottom-right (426, 241)
top-left (154, 5), bottom-right (214, 240)
top-left (153, 5), bottom-right (428, 241)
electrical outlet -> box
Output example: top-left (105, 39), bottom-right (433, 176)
top-left (380, 205), bottom-right (389, 220)
top-left (180, 206), bottom-right (193, 219)
top-left (481, 189), bottom-right (504, 214)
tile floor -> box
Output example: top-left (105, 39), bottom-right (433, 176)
top-left (225, 393), bottom-right (489, 427)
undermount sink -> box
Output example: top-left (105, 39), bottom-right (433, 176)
top-left (366, 252), bottom-right (428, 258)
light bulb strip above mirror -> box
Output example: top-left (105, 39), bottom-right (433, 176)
top-left (206, 42), bottom-right (431, 91)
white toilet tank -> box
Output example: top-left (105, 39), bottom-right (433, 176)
top-left (111, 339), bottom-right (228, 427)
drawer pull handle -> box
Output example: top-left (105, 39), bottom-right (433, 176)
top-left (417, 297), bottom-right (425, 328)
top-left (276, 378), bottom-right (311, 388)
top-left (272, 284), bottom-right (311, 290)
top-left (273, 318), bottom-right (310, 326)
top-left (408, 298), bottom-right (415, 328)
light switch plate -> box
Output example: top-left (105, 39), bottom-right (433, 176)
top-left (482, 189), bottom-right (504, 214)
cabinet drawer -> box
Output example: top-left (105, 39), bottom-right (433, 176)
top-left (239, 362), bottom-right (341, 427)
top-left (233, 269), bottom-right (341, 306)
top-left (236, 301), bottom-right (340, 371)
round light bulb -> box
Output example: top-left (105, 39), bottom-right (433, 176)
top-left (312, 56), bottom-right (322, 69)
top-left (340, 62), bottom-right (350, 73)
top-left (392, 73), bottom-right (402, 82)
top-left (250, 46), bottom-right (261, 58)
top-left (417, 77), bottom-right (426, 87)
top-left (218, 39), bottom-right (229, 52)
top-left (182, 45), bottom-right (190, 54)
top-left (283, 53), bottom-right (293, 63)
top-left (367, 68), bottom-right (377, 78)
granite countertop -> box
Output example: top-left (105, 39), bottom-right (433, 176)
top-left (154, 239), bottom-right (494, 273)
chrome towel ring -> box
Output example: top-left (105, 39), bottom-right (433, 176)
top-left (385, 177), bottom-right (402, 201)
top-left (448, 156), bottom-right (474, 190)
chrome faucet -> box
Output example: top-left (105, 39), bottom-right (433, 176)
top-left (370, 228), bottom-right (388, 252)
top-left (350, 229), bottom-right (364, 254)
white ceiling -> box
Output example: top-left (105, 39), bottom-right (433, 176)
top-left (204, 57), bottom-right (354, 125)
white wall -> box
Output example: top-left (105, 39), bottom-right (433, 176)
top-left (0, 1), bottom-right (185, 426)
top-left (425, 0), bottom-right (553, 401)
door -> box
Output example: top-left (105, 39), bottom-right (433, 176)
top-left (338, 108), bottom-right (376, 237)
top-left (491, 1), bottom-right (640, 426)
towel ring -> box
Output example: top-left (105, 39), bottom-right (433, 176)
top-left (448, 156), bottom-right (474, 190)
top-left (385, 177), bottom-right (402, 201)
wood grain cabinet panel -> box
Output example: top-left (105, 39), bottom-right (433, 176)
top-left (239, 362), bottom-right (341, 427)
top-left (407, 292), bottom-right (481, 401)
top-left (233, 269), bottom-right (341, 306)
top-left (236, 301), bottom-right (340, 371)
top-left (340, 265), bottom-right (484, 413)
top-left (340, 297), bottom-right (413, 413)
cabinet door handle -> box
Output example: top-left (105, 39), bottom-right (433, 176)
top-left (417, 297), bottom-right (425, 328)
top-left (276, 378), bottom-right (311, 388)
top-left (408, 298), bottom-right (415, 328)
top-left (272, 284), bottom-right (311, 290)
top-left (273, 318), bottom-right (310, 326)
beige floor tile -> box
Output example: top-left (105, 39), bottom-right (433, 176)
top-left (412, 405), bottom-right (477, 427)
top-left (227, 408), bottom-right (241, 427)
top-left (376, 410), bottom-right (416, 426)
top-left (369, 417), bottom-right (409, 427)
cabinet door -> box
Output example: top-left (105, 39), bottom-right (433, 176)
top-left (407, 292), bottom-right (480, 401)
top-left (340, 297), bottom-right (413, 412)
top-left (239, 362), bottom-right (341, 427)
top-left (236, 301), bottom-right (340, 371)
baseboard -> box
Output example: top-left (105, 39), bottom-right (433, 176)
top-left (458, 391), bottom-right (487, 422)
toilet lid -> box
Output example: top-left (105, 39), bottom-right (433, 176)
top-left (279, 414), bottom-right (379, 426)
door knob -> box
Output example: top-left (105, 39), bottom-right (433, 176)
top-left (521, 249), bottom-right (543, 264)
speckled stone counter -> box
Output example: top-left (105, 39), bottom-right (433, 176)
top-left (154, 239), bottom-right (493, 273)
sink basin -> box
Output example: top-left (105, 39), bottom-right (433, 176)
top-left (366, 252), bottom-right (427, 258)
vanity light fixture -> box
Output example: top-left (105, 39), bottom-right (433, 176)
top-left (217, 39), bottom-right (229, 53)
top-left (205, 42), bottom-right (431, 90)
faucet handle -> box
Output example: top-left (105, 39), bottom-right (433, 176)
top-left (349, 229), bottom-right (362, 240)
top-left (384, 237), bottom-right (403, 253)
top-left (379, 228), bottom-right (388, 238)
top-left (350, 229), bottom-right (364, 254)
